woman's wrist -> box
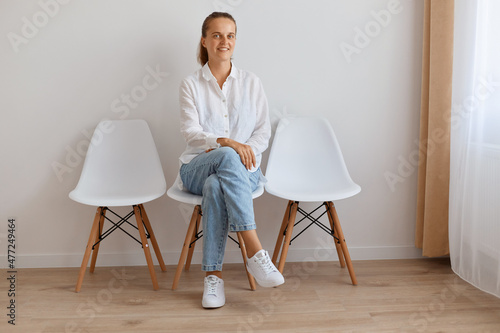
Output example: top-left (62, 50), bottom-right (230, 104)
top-left (216, 137), bottom-right (232, 147)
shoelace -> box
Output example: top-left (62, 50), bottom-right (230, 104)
top-left (254, 252), bottom-right (276, 274)
top-left (205, 277), bottom-right (219, 295)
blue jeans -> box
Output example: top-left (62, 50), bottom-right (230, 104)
top-left (180, 147), bottom-right (261, 272)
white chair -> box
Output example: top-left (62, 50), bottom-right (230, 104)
top-left (168, 179), bottom-right (264, 290)
top-left (70, 119), bottom-right (167, 292)
top-left (265, 115), bottom-right (361, 285)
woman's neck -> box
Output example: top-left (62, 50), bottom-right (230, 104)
top-left (208, 60), bottom-right (231, 89)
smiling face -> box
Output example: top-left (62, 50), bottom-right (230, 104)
top-left (201, 17), bottom-right (236, 65)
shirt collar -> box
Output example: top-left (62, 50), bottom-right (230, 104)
top-left (201, 62), bottom-right (240, 82)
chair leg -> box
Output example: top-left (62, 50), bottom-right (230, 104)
top-left (277, 201), bottom-right (299, 273)
top-left (133, 205), bottom-right (159, 290)
top-left (75, 207), bottom-right (103, 292)
top-left (272, 200), bottom-right (293, 265)
top-left (327, 202), bottom-right (357, 286)
top-left (185, 206), bottom-right (201, 271)
top-left (89, 208), bottom-right (107, 273)
top-left (237, 232), bottom-right (257, 291)
top-left (138, 204), bottom-right (166, 272)
top-left (172, 205), bottom-right (200, 290)
top-left (324, 202), bottom-right (346, 268)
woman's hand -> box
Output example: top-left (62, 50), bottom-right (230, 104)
top-left (217, 138), bottom-right (256, 170)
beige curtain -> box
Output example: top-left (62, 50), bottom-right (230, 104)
top-left (416, 0), bottom-right (454, 257)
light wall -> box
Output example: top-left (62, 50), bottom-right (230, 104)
top-left (0, 0), bottom-right (424, 268)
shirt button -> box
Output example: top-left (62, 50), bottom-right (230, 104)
top-left (224, 114), bottom-right (228, 117)
top-left (222, 99), bottom-right (226, 103)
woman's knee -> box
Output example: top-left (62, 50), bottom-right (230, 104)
top-left (215, 147), bottom-right (246, 171)
top-left (202, 174), bottom-right (223, 197)
top-left (213, 146), bottom-right (241, 165)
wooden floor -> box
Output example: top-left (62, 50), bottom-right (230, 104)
top-left (2, 258), bottom-right (500, 332)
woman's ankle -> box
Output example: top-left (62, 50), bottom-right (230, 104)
top-left (239, 230), bottom-right (263, 258)
top-left (206, 271), bottom-right (222, 278)
top-left (246, 247), bottom-right (263, 258)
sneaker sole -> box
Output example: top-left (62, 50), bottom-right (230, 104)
top-left (202, 300), bottom-right (225, 309)
top-left (249, 272), bottom-right (285, 288)
top-left (255, 277), bottom-right (284, 288)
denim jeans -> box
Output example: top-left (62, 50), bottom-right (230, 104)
top-left (180, 147), bottom-right (261, 272)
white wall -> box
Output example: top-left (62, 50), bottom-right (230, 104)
top-left (0, 0), bottom-right (424, 268)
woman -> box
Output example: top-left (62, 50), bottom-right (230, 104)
top-left (178, 12), bottom-right (284, 309)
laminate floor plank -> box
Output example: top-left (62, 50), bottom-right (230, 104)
top-left (1, 258), bottom-right (500, 332)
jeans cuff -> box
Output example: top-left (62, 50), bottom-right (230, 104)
top-left (202, 263), bottom-right (223, 272)
top-left (230, 223), bottom-right (256, 232)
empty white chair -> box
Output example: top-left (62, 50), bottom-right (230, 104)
top-left (265, 115), bottom-right (361, 285)
top-left (168, 179), bottom-right (264, 290)
top-left (70, 119), bottom-right (167, 292)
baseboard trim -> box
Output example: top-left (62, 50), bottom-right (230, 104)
top-left (9, 245), bottom-right (423, 269)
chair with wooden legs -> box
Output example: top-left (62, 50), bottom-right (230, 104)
top-left (265, 116), bottom-right (361, 285)
top-left (69, 119), bottom-right (167, 292)
top-left (167, 180), bottom-right (264, 291)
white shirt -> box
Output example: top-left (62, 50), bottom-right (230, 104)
top-left (179, 63), bottom-right (271, 173)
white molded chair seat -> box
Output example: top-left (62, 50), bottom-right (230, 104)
top-left (168, 178), bottom-right (264, 291)
top-left (265, 115), bottom-right (361, 285)
top-left (70, 119), bottom-right (167, 292)
top-left (167, 179), bottom-right (264, 205)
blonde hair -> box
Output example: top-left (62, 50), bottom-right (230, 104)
top-left (197, 12), bottom-right (237, 66)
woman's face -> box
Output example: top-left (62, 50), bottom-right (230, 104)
top-left (202, 18), bottom-right (236, 64)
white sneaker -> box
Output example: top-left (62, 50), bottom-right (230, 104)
top-left (246, 249), bottom-right (285, 288)
top-left (202, 275), bottom-right (225, 309)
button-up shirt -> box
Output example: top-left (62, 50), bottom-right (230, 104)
top-left (179, 63), bottom-right (271, 173)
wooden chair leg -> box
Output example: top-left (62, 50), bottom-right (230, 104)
top-left (185, 206), bottom-right (201, 271)
top-left (138, 204), bottom-right (166, 272)
top-left (75, 207), bottom-right (103, 292)
top-left (327, 202), bottom-right (357, 286)
top-left (237, 232), bottom-right (257, 291)
top-left (89, 208), bottom-right (107, 273)
top-left (324, 202), bottom-right (346, 268)
top-left (272, 200), bottom-right (293, 265)
top-left (277, 201), bottom-right (299, 273)
top-left (133, 205), bottom-right (159, 290)
top-left (172, 205), bottom-right (200, 290)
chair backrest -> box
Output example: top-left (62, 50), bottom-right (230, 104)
top-left (69, 119), bottom-right (166, 206)
top-left (265, 116), bottom-right (360, 202)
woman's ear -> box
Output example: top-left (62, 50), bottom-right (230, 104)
top-left (201, 37), bottom-right (206, 48)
